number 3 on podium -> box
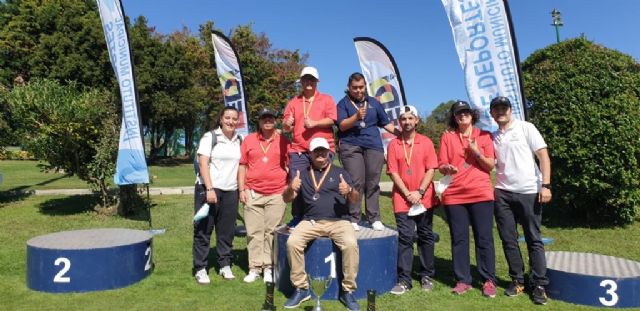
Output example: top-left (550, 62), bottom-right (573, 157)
top-left (599, 279), bottom-right (619, 307)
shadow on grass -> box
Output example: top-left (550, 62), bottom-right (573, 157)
top-left (37, 194), bottom-right (154, 225)
top-left (148, 156), bottom-right (192, 167)
top-left (207, 248), bottom-right (250, 275)
top-left (0, 174), bottom-right (74, 206)
top-left (38, 195), bottom-right (99, 215)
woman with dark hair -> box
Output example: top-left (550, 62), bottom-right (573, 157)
top-left (336, 72), bottom-right (399, 231)
top-left (193, 106), bottom-right (242, 284)
top-left (438, 100), bottom-right (497, 297)
top-left (237, 108), bottom-right (290, 283)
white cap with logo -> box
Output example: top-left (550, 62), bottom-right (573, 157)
top-left (309, 137), bottom-right (330, 151)
top-left (401, 105), bottom-right (419, 117)
top-left (300, 66), bottom-right (319, 80)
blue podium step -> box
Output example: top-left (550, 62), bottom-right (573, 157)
top-left (274, 226), bottom-right (397, 300)
top-left (27, 228), bottom-right (153, 293)
top-left (546, 251), bottom-right (640, 308)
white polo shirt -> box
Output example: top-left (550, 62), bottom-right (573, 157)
top-left (196, 128), bottom-right (241, 191)
top-left (492, 119), bottom-right (547, 194)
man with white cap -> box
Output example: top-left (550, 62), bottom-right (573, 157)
top-left (386, 105), bottom-right (439, 295)
top-left (283, 137), bottom-right (361, 311)
top-left (282, 66), bottom-right (338, 222)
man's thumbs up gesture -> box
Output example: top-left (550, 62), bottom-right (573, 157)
top-left (291, 170), bottom-right (302, 192)
top-left (339, 173), bottom-right (351, 196)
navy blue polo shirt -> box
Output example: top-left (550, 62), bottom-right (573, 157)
top-left (294, 164), bottom-right (353, 221)
top-left (336, 95), bottom-right (391, 151)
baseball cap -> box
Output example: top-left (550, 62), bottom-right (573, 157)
top-left (400, 105), bottom-right (419, 118)
top-left (300, 66), bottom-right (319, 80)
top-left (490, 96), bottom-right (512, 109)
top-left (258, 107), bottom-right (277, 119)
top-left (451, 100), bottom-right (472, 115)
top-left (309, 137), bottom-right (330, 151)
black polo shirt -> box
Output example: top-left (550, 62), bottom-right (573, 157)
top-left (295, 164), bottom-right (353, 221)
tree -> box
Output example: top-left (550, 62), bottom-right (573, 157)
top-left (5, 79), bottom-right (118, 208)
top-left (522, 37), bottom-right (640, 225)
top-left (0, 0), bottom-right (114, 89)
top-left (418, 100), bottom-right (455, 150)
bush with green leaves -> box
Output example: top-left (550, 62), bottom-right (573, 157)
top-left (5, 79), bottom-right (118, 207)
top-left (522, 37), bottom-right (640, 225)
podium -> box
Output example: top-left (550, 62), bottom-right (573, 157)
top-left (27, 228), bottom-right (153, 293)
top-left (274, 226), bottom-right (397, 300)
top-left (546, 251), bottom-right (640, 308)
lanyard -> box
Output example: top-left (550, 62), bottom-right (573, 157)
top-left (259, 133), bottom-right (275, 156)
top-left (310, 164), bottom-right (332, 194)
top-left (402, 134), bottom-right (415, 167)
top-left (302, 95), bottom-right (315, 118)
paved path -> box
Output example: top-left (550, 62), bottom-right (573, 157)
top-left (13, 182), bottom-right (395, 196)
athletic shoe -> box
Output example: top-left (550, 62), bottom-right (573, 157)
top-left (219, 266), bottom-right (235, 280)
top-left (482, 280), bottom-right (497, 298)
top-left (532, 286), bottom-right (548, 305)
top-left (262, 267), bottom-right (273, 283)
top-left (421, 276), bottom-right (434, 291)
top-left (505, 280), bottom-right (525, 297)
top-left (339, 291), bottom-right (361, 311)
top-left (195, 268), bottom-right (210, 285)
top-left (284, 288), bottom-right (311, 309)
top-left (371, 221), bottom-right (385, 231)
top-left (243, 270), bottom-right (261, 283)
top-left (451, 282), bottom-right (472, 295)
top-left (352, 222), bottom-right (360, 231)
top-left (390, 282), bottom-right (410, 295)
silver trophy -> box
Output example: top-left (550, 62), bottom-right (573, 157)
top-left (309, 275), bottom-right (333, 311)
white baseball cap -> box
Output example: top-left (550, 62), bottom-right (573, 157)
top-left (309, 137), bottom-right (330, 151)
top-left (401, 105), bottom-right (419, 117)
top-left (300, 66), bottom-right (319, 80)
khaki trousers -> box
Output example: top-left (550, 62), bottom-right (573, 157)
top-left (244, 192), bottom-right (286, 271)
top-left (286, 219), bottom-right (359, 292)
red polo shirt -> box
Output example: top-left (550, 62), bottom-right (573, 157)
top-left (239, 132), bottom-right (290, 195)
top-left (282, 91), bottom-right (337, 152)
top-left (387, 133), bottom-right (439, 213)
top-left (438, 127), bottom-right (494, 205)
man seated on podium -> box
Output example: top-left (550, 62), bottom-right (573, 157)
top-left (283, 137), bottom-right (361, 311)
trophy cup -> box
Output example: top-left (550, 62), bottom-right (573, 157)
top-left (309, 275), bottom-right (333, 311)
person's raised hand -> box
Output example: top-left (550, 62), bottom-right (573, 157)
top-left (339, 173), bottom-right (350, 195)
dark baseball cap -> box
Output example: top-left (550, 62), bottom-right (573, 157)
top-left (451, 100), bottom-right (472, 115)
top-left (490, 96), bottom-right (512, 109)
top-left (258, 107), bottom-right (277, 119)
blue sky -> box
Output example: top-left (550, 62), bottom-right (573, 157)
top-left (122, 0), bottom-right (640, 117)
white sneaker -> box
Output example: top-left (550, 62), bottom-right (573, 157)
top-left (243, 270), bottom-right (261, 283)
top-left (195, 268), bottom-right (210, 285)
top-left (352, 222), bottom-right (360, 231)
top-left (219, 266), bottom-right (235, 280)
top-left (263, 268), bottom-right (273, 283)
top-left (372, 221), bottom-right (385, 231)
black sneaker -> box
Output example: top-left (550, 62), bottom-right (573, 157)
top-left (284, 288), bottom-right (311, 309)
top-left (505, 280), bottom-right (525, 297)
top-left (421, 276), bottom-right (434, 291)
top-left (339, 291), bottom-right (361, 311)
top-left (532, 286), bottom-right (548, 305)
top-left (390, 281), bottom-right (410, 295)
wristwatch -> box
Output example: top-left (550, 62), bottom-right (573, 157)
top-left (541, 183), bottom-right (552, 190)
top-left (418, 189), bottom-right (426, 197)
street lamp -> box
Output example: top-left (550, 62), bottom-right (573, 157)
top-left (551, 8), bottom-right (563, 43)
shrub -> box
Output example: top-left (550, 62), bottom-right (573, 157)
top-left (522, 37), bottom-right (640, 225)
top-left (5, 79), bottom-right (118, 207)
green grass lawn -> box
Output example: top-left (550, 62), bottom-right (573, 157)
top-left (1, 193), bottom-right (638, 310)
top-left (0, 160), bottom-right (390, 190)
top-left (0, 160), bottom-right (196, 191)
